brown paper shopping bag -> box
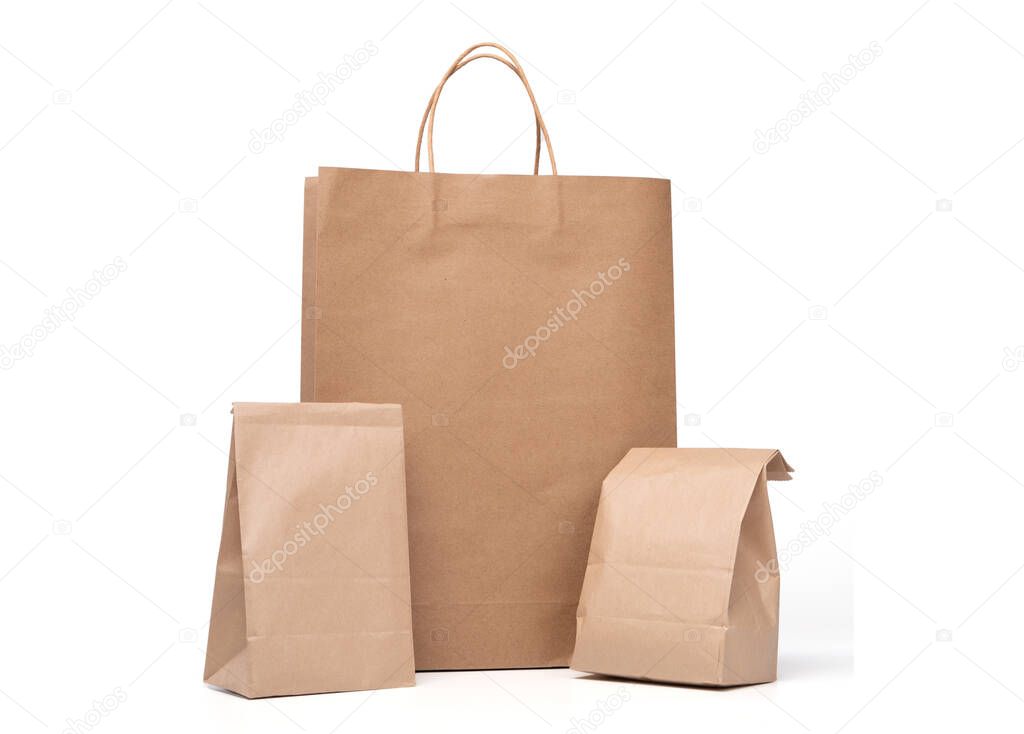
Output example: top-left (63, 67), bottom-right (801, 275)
top-left (571, 448), bottom-right (794, 686)
top-left (203, 403), bottom-right (415, 697)
top-left (301, 43), bottom-right (677, 669)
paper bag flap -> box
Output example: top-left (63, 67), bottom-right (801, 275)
top-left (586, 448), bottom-right (793, 627)
top-left (765, 450), bottom-right (794, 481)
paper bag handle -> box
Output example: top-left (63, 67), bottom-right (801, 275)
top-left (416, 53), bottom-right (543, 175)
top-left (415, 42), bottom-right (557, 175)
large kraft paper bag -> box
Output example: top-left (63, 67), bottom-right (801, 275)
top-left (301, 43), bottom-right (676, 669)
top-left (572, 448), bottom-right (793, 686)
top-left (204, 402), bottom-right (415, 697)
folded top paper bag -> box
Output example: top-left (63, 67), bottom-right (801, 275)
top-left (571, 448), bottom-right (794, 686)
top-left (204, 402), bottom-right (415, 697)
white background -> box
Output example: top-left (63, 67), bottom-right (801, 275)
top-left (1, 1), bottom-right (1022, 731)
